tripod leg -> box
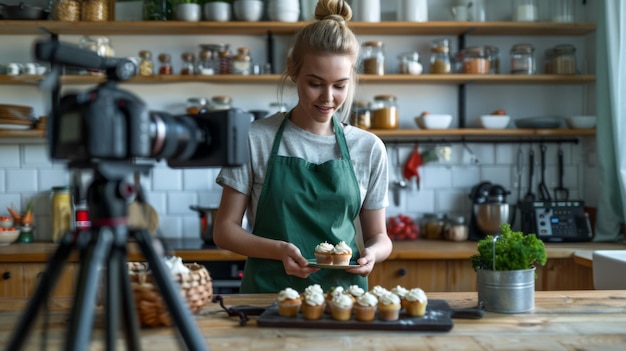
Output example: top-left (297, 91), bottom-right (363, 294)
top-left (133, 230), bottom-right (208, 351)
top-left (6, 230), bottom-right (76, 351)
top-left (65, 228), bottom-right (114, 351)
top-left (113, 232), bottom-right (141, 351)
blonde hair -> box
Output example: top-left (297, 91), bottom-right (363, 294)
top-left (279, 0), bottom-right (359, 122)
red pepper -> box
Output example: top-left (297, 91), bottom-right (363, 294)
top-left (403, 144), bottom-right (423, 189)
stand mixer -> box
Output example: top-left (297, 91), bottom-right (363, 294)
top-left (468, 181), bottom-right (511, 241)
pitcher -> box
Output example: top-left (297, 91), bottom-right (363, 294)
top-left (470, 0), bottom-right (487, 22)
top-left (450, 0), bottom-right (471, 21)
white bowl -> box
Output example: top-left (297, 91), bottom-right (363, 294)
top-left (0, 229), bottom-right (20, 246)
top-left (203, 2), bottom-right (232, 22)
top-left (414, 114), bottom-right (452, 129)
top-left (233, 0), bottom-right (263, 21)
top-left (566, 115), bottom-right (597, 129)
top-left (0, 216), bottom-right (14, 228)
top-left (480, 115), bottom-right (510, 129)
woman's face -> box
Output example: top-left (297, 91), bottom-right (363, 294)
top-left (293, 53), bottom-right (353, 125)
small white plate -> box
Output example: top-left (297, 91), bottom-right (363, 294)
top-left (307, 259), bottom-right (360, 270)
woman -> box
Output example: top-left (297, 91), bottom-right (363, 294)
top-left (214, 0), bottom-right (392, 293)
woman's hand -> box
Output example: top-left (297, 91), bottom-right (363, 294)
top-left (346, 247), bottom-right (376, 277)
top-left (281, 242), bottom-right (320, 278)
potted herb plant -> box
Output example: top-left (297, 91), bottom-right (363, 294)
top-left (470, 223), bottom-right (547, 313)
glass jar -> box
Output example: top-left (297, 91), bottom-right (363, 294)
top-left (551, 0), bottom-right (574, 23)
top-left (350, 100), bottom-right (371, 129)
top-left (370, 94), bottom-right (399, 129)
top-left (138, 50), bottom-right (154, 76)
top-left (510, 43), bottom-right (536, 74)
top-left (232, 47), bottom-right (252, 75)
top-left (398, 52), bottom-right (422, 75)
top-left (197, 49), bottom-right (215, 75)
top-left (181, 52), bottom-right (196, 75)
top-left (52, 186), bottom-right (73, 243)
top-left (423, 213), bottom-right (446, 240)
top-left (513, 0), bottom-right (538, 22)
top-left (158, 53), bottom-right (172, 75)
top-left (444, 216), bottom-right (468, 241)
top-left (208, 96), bottom-right (232, 111)
top-left (218, 49), bottom-right (232, 74)
top-left (553, 44), bottom-right (577, 75)
top-left (429, 38), bottom-right (452, 74)
top-left (81, 0), bottom-right (108, 21)
top-left (360, 41), bottom-right (385, 75)
top-left (544, 48), bottom-right (556, 74)
top-left (460, 47), bottom-right (490, 74)
top-left (187, 97), bottom-right (208, 114)
top-left (484, 45), bottom-right (500, 74)
top-left (79, 36), bottom-right (114, 75)
top-left (53, 0), bottom-right (81, 21)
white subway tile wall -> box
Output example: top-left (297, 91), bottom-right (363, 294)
top-left (0, 139), bottom-right (596, 241)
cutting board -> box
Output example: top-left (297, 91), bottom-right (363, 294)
top-left (257, 299), bottom-right (454, 332)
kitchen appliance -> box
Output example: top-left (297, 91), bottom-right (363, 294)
top-left (520, 200), bottom-right (593, 242)
top-left (468, 181), bottom-right (511, 241)
top-left (190, 205), bottom-right (218, 245)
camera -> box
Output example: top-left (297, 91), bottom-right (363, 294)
top-left (34, 39), bottom-right (250, 168)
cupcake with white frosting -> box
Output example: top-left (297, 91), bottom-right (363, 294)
top-left (277, 287), bottom-right (301, 317)
top-left (354, 292), bottom-right (378, 322)
top-left (301, 291), bottom-right (325, 320)
top-left (405, 288), bottom-right (428, 317)
top-left (332, 241), bottom-right (352, 265)
top-left (391, 285), bottom-right (409, 310)
top-left (314, 241), bottom-right (334, 265)
top-left (369, 285), bottom-right (390, 299)
top-left (377, 291), bottom-right (401, 321)
top-left (330, 293), bottom-right (354, 321)
top-left (346, 284), bottom-right (365, 302)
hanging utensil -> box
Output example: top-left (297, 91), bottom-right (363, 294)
top-left (523, 147), bottom-right (535, 203)
top-left (390, 145), bottom-right (406, 206)
top-left (554, 145), bottom-right (569, 200)
top-left (510, 146), bottom-right (523, 226)
top-left (538, 143), bottom-right (551, 201)
top-left (403, 143), bottom-right (423, 190)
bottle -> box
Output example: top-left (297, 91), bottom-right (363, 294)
top-left (429, 38), bottom-right (452, 74)
top-left (52, 186), bottom-right (73, 242)
top-left (181, 52), bottom-right (196, 75)
top-left (510, 43), bottom-right (536, 74)
top-left (360, 41), bottom-right (385, 75)
top-left (138, 50), bottom-right (154, 76)
top-left (158, 53), bottom-right (172, 75)
top-left (232, 47), bottom-right (252, 75)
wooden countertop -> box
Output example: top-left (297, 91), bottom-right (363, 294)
top-left (0, 240), bottom-right (623, 264)
top-left (1, 290), bottom-right (625, 350)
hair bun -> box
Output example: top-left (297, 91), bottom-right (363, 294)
top-left (324, 14), bottom-right (346, 22)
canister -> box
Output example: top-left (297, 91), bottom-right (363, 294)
top-left (460, 47), bottom-right (490, 74)
top-left (51, 186), bottom-right (73, 242)
top-left (360, 41), bottom-right (385, 75)
top-left (553, 44), bottom-right (576, 75)
top-left (370, 94), bottom-right (399, 129)
top-left (510, 43), bottom-right (535, 74)
top-left (429, 38), bottom-right (452, 74)
top-left (350, 100), bottom-right (371, 129)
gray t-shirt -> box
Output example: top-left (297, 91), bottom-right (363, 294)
top-left (216, 112), bottom-right (389, 229)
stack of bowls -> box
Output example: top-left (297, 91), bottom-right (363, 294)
top-left (267, 0), bottom-right (300, 22)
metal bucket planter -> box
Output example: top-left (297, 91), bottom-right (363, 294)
top-left (477, 267), bottom-right (536, 313)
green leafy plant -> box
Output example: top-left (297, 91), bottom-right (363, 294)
top-left (470, 223), bottom-right (547, 271)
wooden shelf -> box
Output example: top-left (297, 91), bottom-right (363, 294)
top-left (372, 128), bottom-right (596, 139)
top-left (0, 20), bottom-right (596, 36)
top-left (0, 74), bottom-right (596, 86)
top-left (0, 129), bottom-right (45, 138)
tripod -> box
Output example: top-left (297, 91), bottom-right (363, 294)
top-left (6, 162), bottom-right (208, 351)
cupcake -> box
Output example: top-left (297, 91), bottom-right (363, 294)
top-left (391, 285), bottom-right (409, 310)
top-left (314, 241), bottom-right (334, 265)
top-left (325, 286), bottom-right (344, 313)
top-left (277, 287), bottom-right (302, 317)
top-left (332, 241), bottom-right (352, 265)
top-left (303, 283), bottom-right (324, 297)
top-left (301, 291), bottom-right (325, 320)
top-left (377, 292), bottom-right (401, 321)
top-left (369, 285), bottom-right (390, 300)
top-left (404, 288), bottom-right (428, 317)
top-left (353, 292), bottom-right (378, 322)
top-left (346, 284), bottom-right (365, 302)
top-left (330, 293), bottom-right (354, 321)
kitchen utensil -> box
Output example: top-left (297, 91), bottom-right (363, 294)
top-left (190, 205), bottom-right (218, 245)
top-left (510, 146), bottom-right (523, 226)
top-left (474, 203), bottom-right (510, 234)
top-left (403, 144), bottom-right (423, 189)
top-left (554, 146), bottom-right (569, 200)
top-left (0, 3), bottom-right (49, 20)
top-left (523, 148), bottom-right (536, 202)
top-left (391, 145), bottom-right (407, 206)
top-left (538, 144), bottom-right (551, 201)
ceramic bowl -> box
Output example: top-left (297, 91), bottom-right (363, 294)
top-left (233, 0), bottom-right (263, 21)
top-left (414, 114), bottom-right (452, 129)
top-left (480, 115), bottom-right (510, 129)
top-left (203, 2), bottom-right (232, 22)
top-left (0, 229), bottom-right (20, 246)
top-left (566, 115), bottom-right (597, 129)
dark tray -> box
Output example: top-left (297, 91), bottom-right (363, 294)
top-left (257, 299), bottom-right (454, 332)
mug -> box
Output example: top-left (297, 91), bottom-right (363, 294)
top-left (450, 4), bottom-right (469, 21)
top-left (7, 63), bottom-right (22, 76)
top-left (23, 63), bottom-right (38, 75)
top-left (397, 0), bottom-right (428, 22)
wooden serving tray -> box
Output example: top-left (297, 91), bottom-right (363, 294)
top-left (257, 299), bottom-right (454, 332)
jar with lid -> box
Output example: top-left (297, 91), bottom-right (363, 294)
top-left (196, 49), bottom-right (215, 75)
top-left (158, 53), bottom-right (173, 75)
top-left (187, 97), bottom-right (208, 114)
top-left (82, 0), bottom-right (109, 21)
top-left (443, 216), bottom-right (468, 241)
top-left (232, 47), bottom-right (252, 75)
top-left (370, 94), bottom-right (399, 129)
top-left (553, 44), bottom-right (577, 75)
top-left (79, 36), bottom-right (114, 75)
top-left (53, 0), bottom-right (81, 21)
top-left (484, 46), bottom-right (500, 74)
top-left (208, 96), bottom-right (232, 111)
top-left (423, 213), bottom-right (446, 240)
top-left (429, 38), bottom-right (452, 74)
top-left (181, 52), bottom-right (196, 75)
top-left (350, 100), bottom-right (371, 129)
top-left (398, 52), bottom-right (422, 75)
top-left (460, 47), bottom-right (490, 74)
top-left (218, 49), bottom-right (232, 74)
top-left (510, 43), bottom-right (536, 74)
top-left (360, 41), bottom-right (385, 75)
top-left (512, 0), bottom-right (538, 22)
top-left (52, 186), bottom-right (73, 243)
top-left (138, 50), bottom-right (154, 76)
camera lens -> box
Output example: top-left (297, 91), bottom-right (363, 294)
top-left (149, 112), bottom-right (202, 161)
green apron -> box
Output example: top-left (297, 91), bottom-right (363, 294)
top-left (240, 112), bottom-right (365, 293)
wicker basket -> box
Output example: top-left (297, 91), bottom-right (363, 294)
top-left (128, 262), bottom-right (213, 327)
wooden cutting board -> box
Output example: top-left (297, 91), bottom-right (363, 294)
top-left (257, 299), bottom-right (454, 332)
